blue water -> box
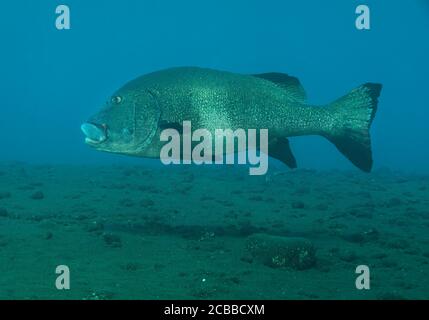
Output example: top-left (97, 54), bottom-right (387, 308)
top-left (0, 0), bottom-right (428, 300)
top-left (1, 0), bottom-right (428, 171)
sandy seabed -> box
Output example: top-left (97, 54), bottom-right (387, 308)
top-left (0, 162), bottom-right (428, 300)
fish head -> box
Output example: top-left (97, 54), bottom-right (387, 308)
top-left (81, 88), bottom-right (160, 155)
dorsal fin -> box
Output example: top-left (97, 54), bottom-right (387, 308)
top-left (253, 72), bottom-right (307, 103)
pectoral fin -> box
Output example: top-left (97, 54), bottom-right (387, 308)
top-left (269, 137), bottom-right (297, 169)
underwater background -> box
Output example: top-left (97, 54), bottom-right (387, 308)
top-left (0, 0), bottom-right (428, 299)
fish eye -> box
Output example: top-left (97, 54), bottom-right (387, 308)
top-left (111, 96), bottom-right (123, 105)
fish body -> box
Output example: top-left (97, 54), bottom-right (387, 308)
top-left (82, 67), bottom-right (382, 172)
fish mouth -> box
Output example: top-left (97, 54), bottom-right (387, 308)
top-left (81, 122), bottom-right (108, 145)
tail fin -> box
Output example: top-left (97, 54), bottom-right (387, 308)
top-left (325, 83), bottom-right (382, 172)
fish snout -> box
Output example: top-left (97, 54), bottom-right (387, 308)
top-left (81, 122), bottom-right (108, 145)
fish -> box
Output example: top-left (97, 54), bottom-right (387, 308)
top-left (81, 67), bottom-right (382, 172)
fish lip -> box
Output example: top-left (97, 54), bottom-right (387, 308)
top-left (85, 137), bottom-right (106, 145)
top-left (81, 122), bottom-right (108, 145)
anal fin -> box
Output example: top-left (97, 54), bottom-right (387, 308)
top-left (269, 137), bottom-right (297, 169)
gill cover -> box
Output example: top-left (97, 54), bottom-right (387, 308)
top-left (132, 90), bottom-right (161, 152)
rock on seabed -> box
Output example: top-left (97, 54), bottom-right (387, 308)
top-left (245, 233), bottom-right (317, 270)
